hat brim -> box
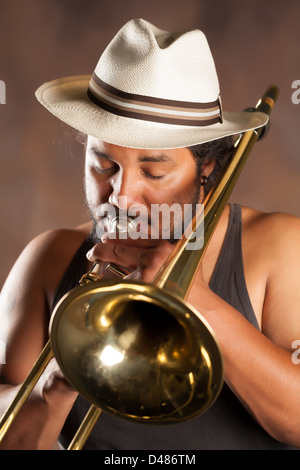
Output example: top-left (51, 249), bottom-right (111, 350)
top-left (35, 75), bottom-right (269, 150)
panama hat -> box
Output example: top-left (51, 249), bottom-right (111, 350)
top-left (35, 18), bottom-right (268, 150)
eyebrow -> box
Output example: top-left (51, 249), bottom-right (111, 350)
top-left (137, 154), bottom-right (176, 165)
top-left (90, 147), bottom-right (176, 165)
top-left (90, 148), bottom-right (113, 160)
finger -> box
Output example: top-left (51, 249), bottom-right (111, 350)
top-left (86, 239), bottom-right (174, 279)
top-left (86, 242), bottom-right (145, 270)
top-left (101, 231), bottom-right (158, 248)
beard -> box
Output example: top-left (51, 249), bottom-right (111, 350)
top-left (86, 179), bottom-right (202, 246)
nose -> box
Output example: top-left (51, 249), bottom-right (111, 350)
top-left (108, 169), bottom-right (144, 210)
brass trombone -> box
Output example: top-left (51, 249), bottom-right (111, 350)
top-left (0, 86), bottom-right (279, 450)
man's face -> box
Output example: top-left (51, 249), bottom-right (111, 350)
top-left (84, 136), bottom-right (203, 243)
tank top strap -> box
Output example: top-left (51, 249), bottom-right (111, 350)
top-left (209, 203), bottom-right (259, 330)
top-left (51, 236), bottom-right (94, 312)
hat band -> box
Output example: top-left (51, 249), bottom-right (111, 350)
top-left (87, 73), bottom-right (222, 127)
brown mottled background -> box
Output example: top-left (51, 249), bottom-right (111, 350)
top-left (0, 0), bottom-right (300, 289)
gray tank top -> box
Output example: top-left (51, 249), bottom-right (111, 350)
top-left (53, 204), bottom-right (297, 450)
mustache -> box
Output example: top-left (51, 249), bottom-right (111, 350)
top-left (87, 203), bottom-right (151, 244)
top-left (97, 202), bottom-right (151, 228)
top-left (88, 203), bottom-right (203, 246)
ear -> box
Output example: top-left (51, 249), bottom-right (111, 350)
top-left (201, 158), bottom-right (216, 178)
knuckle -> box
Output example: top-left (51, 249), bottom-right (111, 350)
top-left (112, 243), bottom-right (126, 259)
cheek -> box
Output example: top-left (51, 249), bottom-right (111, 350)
top-left (163, 173), bottom-right (198, 203)
top-left (84, 170), bottom-right (109, 209)
top-left (142, 174), bottom-right (197, 208)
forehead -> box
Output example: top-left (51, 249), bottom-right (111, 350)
top-left (86, 136), bottom-right (194, 164)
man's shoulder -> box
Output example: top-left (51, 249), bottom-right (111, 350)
top-left (241, 204), bottom-right (300, 230)
top-left (241, 205), bottom-right (300, 256)
top-left (27, 222), bottom-right (92, 258)
top-left (13, 222), bottom-right (93, 309)
top-left (11, 222), bottom-right (93, 291)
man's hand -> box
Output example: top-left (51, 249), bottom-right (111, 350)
top-left (86, 233), bottom-right (174, 283)
top-left (37, 358), bottom-right (78, 412)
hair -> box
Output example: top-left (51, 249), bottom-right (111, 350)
top-left (189, 135), bottom-right (236, 194)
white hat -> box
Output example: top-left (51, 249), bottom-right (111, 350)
top-left (35, 18), bottom-right (268, 149)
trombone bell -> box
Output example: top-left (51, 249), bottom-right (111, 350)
top-left (50, 278), bottom-right (223, 423)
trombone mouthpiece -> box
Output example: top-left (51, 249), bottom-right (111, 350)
top-left (109, 216), bottom-right (137, 234)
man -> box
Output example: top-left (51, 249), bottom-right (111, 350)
top-left (1, 18), bottom-right (300, 450)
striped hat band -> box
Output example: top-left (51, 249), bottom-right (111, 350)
top-left (88, 73), bottom-right (223, 127)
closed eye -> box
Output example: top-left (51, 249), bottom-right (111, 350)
top-left (90, 148), bottom-right (118, 173)
top-left (142, 170), bottom-right (164, 180)
top-left (93, 164), bottom-right (117, 174)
